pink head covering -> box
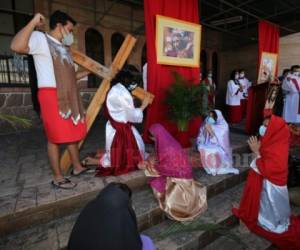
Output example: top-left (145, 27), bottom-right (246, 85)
top-left (149, 123), bottom-right (193, 179)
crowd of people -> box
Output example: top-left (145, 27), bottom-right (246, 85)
top-left (10, 9), bottom-right (300, 250)
top-left (225, 65), bottom-right (300, 127)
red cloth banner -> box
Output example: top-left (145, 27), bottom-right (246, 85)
top-left (258, 20), bottom-right (279, 76)
top-left (245, 21), bottom-right (279, 134)
top-left (143, 0), bottom-right (201, 147)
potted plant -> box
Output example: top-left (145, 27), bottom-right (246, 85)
top-left (165, 71), bottom-right (207, 132)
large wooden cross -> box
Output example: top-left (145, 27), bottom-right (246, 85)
top-left (60, 34), bottom-right (154, 173)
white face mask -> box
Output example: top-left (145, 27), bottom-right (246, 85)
top-left (61, 28), bottom-right (74, 46)
top-left (259, 125), bottom-right (267, 136)
top-left (235, 74), bottom-right (239, 80)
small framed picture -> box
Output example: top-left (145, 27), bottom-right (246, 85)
top-left (156, 15), bottom-right (201, 67)
top-left (257, 52), bottom-right (278, 84)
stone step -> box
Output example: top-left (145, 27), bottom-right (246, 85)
top-left (0, 166), bottom-right (249, 250)
top-left (202, 206), bottom-right (300, 250)
top-left (0, 170), bottom-right (148, 237)
top-left (142, 184), bottom-right (245, 250)
top-left (202, 226), bottom-right (272, 250)
top-left (0, 144), bottom-right (250, 237)
top-left (145, 188), bottom-right (300, 250)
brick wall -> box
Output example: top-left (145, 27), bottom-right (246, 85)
top-left (0, 88), bottom-right (96, 134)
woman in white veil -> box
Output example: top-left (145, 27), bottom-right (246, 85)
top-left (197, 109), bottom-right (239, 175)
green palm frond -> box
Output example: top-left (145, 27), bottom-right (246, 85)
top-left (165, 71), bottom-right (208, 131)
top-left (159, 219), bottom-right (247, 248)
top-left (0, 113), bottom-right (32, 129)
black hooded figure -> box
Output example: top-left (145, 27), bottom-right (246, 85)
top-left (68, 183), bottom-right (143, 250)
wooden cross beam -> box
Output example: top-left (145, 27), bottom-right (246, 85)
top-left (70, 48), bottom-right (154, 103)
top-left (60, 34), bottom-right (154, 173)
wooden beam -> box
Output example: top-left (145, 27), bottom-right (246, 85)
top-left (70, 47), bottom-right (154, 103)
top-left (131, 87), bottom-right (154, 104)
top-left (70, 48), bottom-right (112, 80)
top-left (60, 34), bottom-right (137, 173)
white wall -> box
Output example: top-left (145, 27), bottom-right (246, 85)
top-left (279, 32), bottom-right (300, 75)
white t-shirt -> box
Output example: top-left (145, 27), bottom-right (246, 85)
top-left (28, 31), bottom-right (61, 88)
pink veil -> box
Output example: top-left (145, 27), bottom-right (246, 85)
top-left (149, 123), bottom-right (193, 180)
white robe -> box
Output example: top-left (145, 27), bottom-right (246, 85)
top-left (197, 110), bottom-right (239, 176)
top-left (226, 80), bottom-right (242, 106)
top-left (100, 83), bottom-right (146, 167)
top-left (282, 74), bottom-right (300, 123)
top-left (250, 157), bottom-right (290, 233)
top-left (239, 77), bottom-right (251, 99)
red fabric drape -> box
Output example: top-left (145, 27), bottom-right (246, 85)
top-left (143, 0), bottom-right (201, 147)
top-left (233, 116), bottom-right (300, 249)
top-left (245, 21), bottom-right (279, 134)
top-left (258, 21), bottom-right (280, 76)
top-left (96, 106), bottom-right (142, 176)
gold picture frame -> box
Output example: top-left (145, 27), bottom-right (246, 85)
top-left (156, 15), bottom-right (201, 67)
top-left (257, 52), bottom-right (278, 84)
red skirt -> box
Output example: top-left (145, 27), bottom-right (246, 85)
top-left (38, 88), bottom-right (87, 144)
top-left (227, 105), bottom-right (242, 124)
top-left (241, 99), bottom-right (247, 116)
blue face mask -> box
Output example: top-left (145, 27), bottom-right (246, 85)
top-left (61, 28), bottom-right (74, 46)
top-left (207, 117), bottom-right (215, 125)
top-left (259, 125), bottom-right (267, 136)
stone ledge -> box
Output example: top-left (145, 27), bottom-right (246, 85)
top-left (0, 171), bottom-right (147, 237)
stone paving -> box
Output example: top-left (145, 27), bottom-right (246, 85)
top-left (0, 117), bottom-right (248, 198)
top-left (0, 118), bottom-right (249, 238)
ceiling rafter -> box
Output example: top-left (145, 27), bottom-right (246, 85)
top-left (219, 0), bottom-right (295, 32)
top-left (201, 0), bottom-right (256, 22)
top-left (229, 5), bottom-right (300, 31)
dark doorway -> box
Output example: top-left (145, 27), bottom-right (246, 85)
top-left (85, 28), bottom-right (104, 88)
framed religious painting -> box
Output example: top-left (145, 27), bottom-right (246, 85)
top-left (257, 52), bottom-right (278, 84)
top-left (264, 83), bottom-right (280, 111)
top-left (156, 15), bottom-right (201, 67)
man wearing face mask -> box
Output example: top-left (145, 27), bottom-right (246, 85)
top-left (238, 69), bottom-right (251, 115)
top-left (202, 70), bottom-right (216, 108)
top-left (10, 11), bottom-right (91, 189)
top-left (226, 70), bottom-right (243, 124)
top-left (282, 65), bottom-right (300, 123)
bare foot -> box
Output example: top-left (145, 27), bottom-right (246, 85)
top-left (138, 161), bottom-right (147, 170)
top-left (81, 156), bottom-right (99, 167)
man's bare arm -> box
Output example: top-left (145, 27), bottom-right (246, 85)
top-left (10, 13), bottom-right (45, 54)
